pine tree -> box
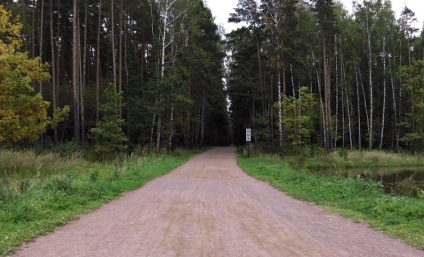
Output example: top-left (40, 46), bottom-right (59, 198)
top-left (89, 84), bottom-right (128, 160)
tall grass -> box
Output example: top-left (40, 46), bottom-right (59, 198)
top-left (291, 149), bottom-right (424, 169)
top-left (0, 148), bottom-right (201, 255)
top-left (0, 150), bottom-right (86, 181)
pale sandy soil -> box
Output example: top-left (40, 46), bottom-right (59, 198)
top-left (13, 147), bottom-right (424, 257)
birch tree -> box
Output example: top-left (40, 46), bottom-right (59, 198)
top-left (354, 0), bottom-right (383, 149)
top-left (261, 0), bottom-right (298, 155)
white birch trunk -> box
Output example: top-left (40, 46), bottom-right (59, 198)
top-left (379, 36), bottom-right (387, 149)
top-left (355, 67), bottom-right (362, 150)
top-left (389, 49), bottom-right (399, 150)
top-left (368, 31), bottom-right (373, 149)
top-left (278, 65), bottom-right (283, 152)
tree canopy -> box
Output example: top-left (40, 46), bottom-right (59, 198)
top-left (0, 5), bottom-right (68, 145)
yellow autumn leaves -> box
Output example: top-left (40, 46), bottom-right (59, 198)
top-left (0, 5), bottom-right (68, 145)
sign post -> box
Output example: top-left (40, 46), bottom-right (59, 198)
top-left (246, 128), bottom-right (251, 157)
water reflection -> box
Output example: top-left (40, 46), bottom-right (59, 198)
top-left (317, 167), bottom-right (424, 196)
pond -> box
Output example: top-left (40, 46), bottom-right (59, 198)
top-left (317, 167), bottom-right (424, 197)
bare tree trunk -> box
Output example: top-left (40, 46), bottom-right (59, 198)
top-left (256, 39), bottom-right (265, 112)
top-left (156, 0), bottom-right (170, 155)
top-left (201, 93), bottom-right (205, 146)
top-left (380, 36), bottom-right (387, 149)
top-left (31, 1), bottom-right (35, 58)
top-left (156, 113), bottom-right (161, 155)
top-left (277, 63), bottom-right (283, 154)
top-left (341, 71), bottom-right (345, 148)
top-left (355, 67), bottom-right (361, 150)
top-left (368, 31), bottom-right (373, 149)
top-left (118, 0), bottom-right (124, 117)
top-left (389, 48), bottom-right (399, 150)
top-left (168, 106), bottom-right (174, 151)
top-left (150, 112), bottom-right (156, 152)
top-left (72, 0), bottom-right (80, 143)
top-left (80, 0), bottom-right (88, 143)
top-left (96, 0), bottom-right (102, 123)
top-left (341, 52), bottom-right (353, 149)
top-left (39, 0), bottom-right (44, 95)
top-left (334, 35), bottom-right (339, 148)
top-left (323, 37), bottom-right (332, 152)
top-left (56, 0), bottom-right (61, 120)
top-left (316, 66), bottom-right (326, 148)
top-left (270, 73), bottom-right (275, 153)
top-left (111, 0), bottom-right (117, 90)
top-left (290, 64), bottom-right (295, 97)
top-left (50, 0), bottom-right (57, 143)
top-left (357, 54), bottom-right (370, 138)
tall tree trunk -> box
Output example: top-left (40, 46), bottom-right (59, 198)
top-left (343, 60), bottom-right (353, 149)
top-left (380, 36), bottom-right (387, 149)
top-left (270, 73), bottom-right (275, 153)
top-left (96, 0), bottom-right (102, 123)
top-left (50, 0), bottom-right (57, 143)
top-left (201, 92), bottom-right (205, 146)
top-left (334, 35), bottom-right (339, 148)
top-left (39, 0), bottom-right (44, 95)
top-left (322, 36), bottom-right (332, 151)
top-left (31, 1), bottom-right (35, 58)
top-left (118, 0), bottom-right (124, 117)
top-left (341, 69), bottom-right (345, 148)
top-left (150, 112), bottom-right (156, 152)
top-left (368, 31), bottom-right (373, 149)
top-left (389, 48), bottom-right (399, 150)
top-left (72, 0), bottom-right (80, 143)
top-left (168, 107), bottom-right (174, 151)
top-left (355, 66), bottom-right (361, 150)
top-left (111, 0), bottom-right (117, 90)
top-left (256, 39), bottom-right (265, 112)
top-left (277, 63), bottom-right (283, 154)
top-left (80, 0), bottom-right (88, 142)
top-left (157, 0), bottom-right (170, 155)
top-left (156, 113), bottom-right (161, 155)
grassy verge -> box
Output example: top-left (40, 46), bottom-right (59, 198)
top-left (0, 149), bottom-right (202, 256)
top-left (296, 149), bottom-right (424, 169)
top-left (237, 152), bottom-right (424, 250)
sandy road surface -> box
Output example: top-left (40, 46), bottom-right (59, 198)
top-left (13, 147), bottom-right (423, 257)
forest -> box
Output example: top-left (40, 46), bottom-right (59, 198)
top-left (0, 0), bottom-right (230, 158)
top-left (0, 0), bottom-right (424, 156)
top-left (228, 0), bottom-right (424, 154)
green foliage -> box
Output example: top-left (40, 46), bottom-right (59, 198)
top-left (0, 6), bottom-right (69, 145)
top-left (89, 84), bottom-right (128, 161)
top-left (237, 152), bottom-right (424, 249)
top-left (0, 148), bottom-right (202, 255)
top-left (280, 87), bottom-right (317, 152)
top-left (400, 60), bottom-right (424, 151)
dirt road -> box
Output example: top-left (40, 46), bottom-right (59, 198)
top-left (13, 147), bottom-right (423, 257)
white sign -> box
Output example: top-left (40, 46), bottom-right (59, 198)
top-left (246, 128), bottom-right (251, 142)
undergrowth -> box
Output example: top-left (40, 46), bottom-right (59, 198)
top-left (0, 148), bottom-right (201, 256)
top-left (237, 152), bottom-right (424, 250)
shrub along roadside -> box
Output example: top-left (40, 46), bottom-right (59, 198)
top-left (237, 153), bottom-right (424, 250)
top-left (0, 149), bottom-right (201, 256)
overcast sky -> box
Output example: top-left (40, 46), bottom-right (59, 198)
top-left (206, 0), bottom-right (424, 34)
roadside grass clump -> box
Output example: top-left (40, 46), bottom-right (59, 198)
top-left (293, 149), bottom-right (424, 169)
top-left (237, 152), bottom-right (424, 249)
top-left (0, 148), bottom-right (201, 256)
